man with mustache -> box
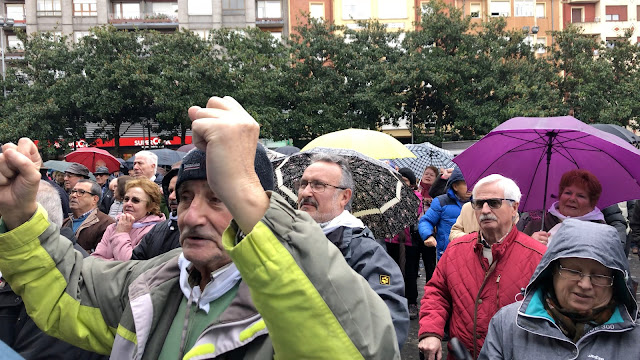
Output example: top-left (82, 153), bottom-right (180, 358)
top-left (0, 97), bottom-right (399, 359)
top-left (296, 153), bottom-right (409, 349)
top-left (62, 179), bottom-right (115, 252)
top-left (418, 174), bottom-right (546, 360)
top-left (131, 164), bottom-right (181, 260)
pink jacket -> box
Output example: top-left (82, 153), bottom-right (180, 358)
top-left (386, 190), bottom-right (424, 246)
top-left (91, 214), bottom-right (166, 261)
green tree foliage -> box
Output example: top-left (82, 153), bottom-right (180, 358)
top-left (2, 4), bottom-right (640, 151)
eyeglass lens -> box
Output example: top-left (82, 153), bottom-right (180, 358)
top-left (124, 196), bottom-right (142, 204)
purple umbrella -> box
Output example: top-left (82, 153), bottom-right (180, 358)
top-left (453, 116), bottom-right (640, 221)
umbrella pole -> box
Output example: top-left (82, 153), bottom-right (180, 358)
top-left (540, 132), bottom-right (556, 231)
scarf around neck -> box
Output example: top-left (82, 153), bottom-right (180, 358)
top-left (319, 210), bottom-right (365, 235)
top-left (546, 201), bottom-right (605, 240)
top-left (543, 289), bottom-right (616, 343)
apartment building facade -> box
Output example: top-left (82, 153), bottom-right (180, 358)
top-left (562, 0), bottom-right (639, 44)
top-left (0, 0), bottom-right (258, 49)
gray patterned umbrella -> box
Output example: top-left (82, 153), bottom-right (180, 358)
top-left (273, 147), bottom-right (420, 239)
top-left (393, 142), bottom-right (455, 179)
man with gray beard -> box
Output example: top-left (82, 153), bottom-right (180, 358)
top-left (418, 174), bottom-right (546, 360)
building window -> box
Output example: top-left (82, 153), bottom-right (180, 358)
top-left (151, 2), bottom-right (177, 18)
top-left (605, 6), bottom-right (627, 21)
top-left (470, 3), bottom-right (481, 18)
top-left (74, 31), bottom-right (91, 42)
top-left (536, 37), bottom-right (546, 53)
top-left (6, 4), bottom-right (25, 22)
top-left (309, 3), bottom-right (324, 20)
top-left (222, 0), bottom-right (244, 10)
top-left (74, 0), bottom-right (97, 16)
top-left (191, 29), bottom-right (209, 39)
top-left (113, 2), bottom-right (140, 19)
top-left (257, 1), bottom-right (281, 18)
top-left (37, 0), bottom-right (61, 16)
top-left (6, 35), bottom-right (23, 50)
top-left (420, 2), bottom-right (433, 15)
top-left (188, 0), bottom-right (212, 15)
top-left (378, 0), bottom-right (407, 19)
top-left (536, 3), bottom-right (545, 18)
top-left (514, 0), bottom-right (533, 17)
top-left (343, 0), bottom-right (371, 20)
top-left (490, 1), bottom-right (510, 17)
top-left (571, 7), bottom-right (582, 23)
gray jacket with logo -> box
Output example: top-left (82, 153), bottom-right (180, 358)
top-left (479, 219), bottom-right (640, 360)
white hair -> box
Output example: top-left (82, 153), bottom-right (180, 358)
top-left (37, 180), bottom-right (63, 227)
top-left (472, 174), bottom-right (522, 202)
top-left (135, 150), bottom-right (158, 168)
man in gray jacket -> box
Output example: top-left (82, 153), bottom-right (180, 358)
top-left (297, 153), bottom-right (409, 348)
top-left (479, 219), bottom-right (639, 359)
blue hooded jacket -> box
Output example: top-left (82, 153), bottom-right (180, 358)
top-left (418, 167), bottom-right (469, 259)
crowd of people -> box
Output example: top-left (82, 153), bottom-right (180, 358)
top-left (0, 96), bottom-right (638, 360)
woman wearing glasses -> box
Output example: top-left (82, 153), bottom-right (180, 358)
top-left (480, 219), bottom-right (640, 359)
top-left (92, 178), bottom-right (166, 261)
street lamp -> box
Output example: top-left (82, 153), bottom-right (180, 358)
top-left (0, 18), bottom-right (14, 98)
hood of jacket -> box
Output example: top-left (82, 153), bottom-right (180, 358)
top-left (446, 167), bottom-right (465, 190)
top-left (525, 218), bottom-right (636, 318)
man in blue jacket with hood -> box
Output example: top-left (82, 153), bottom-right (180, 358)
top-left (418, 167), bottom-right (472, 259)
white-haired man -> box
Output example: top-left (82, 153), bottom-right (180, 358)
top-left (132, 150), bottom-right (158, 182)
top-left (418, 174), bottom-right (547, 360)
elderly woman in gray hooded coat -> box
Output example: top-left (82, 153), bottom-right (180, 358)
top-left (479, 219), bottom-right (639, 360)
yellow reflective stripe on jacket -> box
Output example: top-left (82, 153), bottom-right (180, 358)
top-left (116, 324), bottom-right (138, 345)
top-left (239, 319), bottom-right (266, 342)
top-left (183, 343), bottom-right (215, 360)
top-left (223, 221), bottom-right (363, 360)
top-left (0, 206), bottom-right (116, 355)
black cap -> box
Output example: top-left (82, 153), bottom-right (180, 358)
top-left (176, 145), bottom-right (274, 199)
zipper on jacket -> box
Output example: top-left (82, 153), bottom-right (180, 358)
top-left (495, 275), bottom-right (501, 311)
top-left (473, 261), bottom-right (498, 359)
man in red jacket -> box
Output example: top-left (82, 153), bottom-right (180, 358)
top-left (418, 174), bottom-right (546, 360)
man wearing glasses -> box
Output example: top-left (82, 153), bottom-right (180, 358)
top-left (418, 174), bottom-right (546, 360)
top-left (61, 179), bottom-right (114, 253)
top-left (296, 154), bottom-right (409, 349)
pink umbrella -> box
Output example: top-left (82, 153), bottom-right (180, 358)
top-left (453, 116), bottom-right (640, 217)
top-left (65, 147), bottom-right (120, 173)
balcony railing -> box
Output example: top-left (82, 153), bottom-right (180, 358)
top-left (108, 13), bottom-right (177, 24)
top-left (256, 17), bottom-right (284, 27)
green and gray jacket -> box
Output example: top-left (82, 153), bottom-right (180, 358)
top-left (0, 192), bottom-right (399, 359)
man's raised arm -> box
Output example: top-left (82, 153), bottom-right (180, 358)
top-left (0, 139), bottom-right (41, 230)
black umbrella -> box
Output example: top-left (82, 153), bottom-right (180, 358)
top-left (591, 124), bottom-right (640, 148)
top-left (273, 147), bottom-right (420, 239)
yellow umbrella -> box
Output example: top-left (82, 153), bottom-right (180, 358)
top-left (301, 129), bottom-right (416, 160)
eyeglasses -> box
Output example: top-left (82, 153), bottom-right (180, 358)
top-left (471, 198), bottom-right (515, 210)
top-left (557, 265), bottom-right (614, 287)
top-left (294, 179), bottom-right (347, 194)
top-left (123, 196), bottom-right (148, 204)
top-left (70, 189), bottom-right (97, 197)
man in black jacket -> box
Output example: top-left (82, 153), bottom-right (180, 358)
top-left (131, 166), bottom-right (181, 260)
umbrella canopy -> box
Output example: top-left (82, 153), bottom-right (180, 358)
top-left (454, 116), bottom-right (640, 215)
top-left (301, 129), bottom-right (416, 160)
top-left (266, 148), bottom-right (286, 162)
top-left (127, 149), bottom-right (187, 167)
top-left (273, 147), bottom-right (420, 239)
top-left (177, 144), bottom-right (195, 153)
top-left (42, 160), bottom-right (72, 173)
top-left (393, 143), bottom-right (456, 179)
top-left (591, 123), bottom-right (640, 147)
top-left (65, 147), bottom-right (120, 173)
top-left (275, 145), bottom-right (301, 156)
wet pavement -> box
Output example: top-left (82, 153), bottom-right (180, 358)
top-left (400, 252), bottom-right (640, 359)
